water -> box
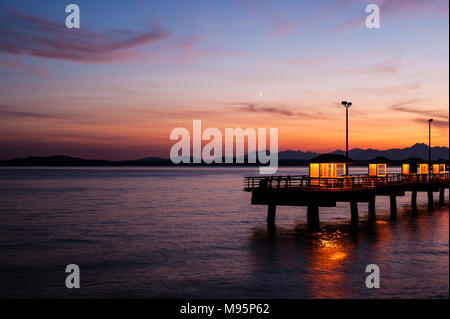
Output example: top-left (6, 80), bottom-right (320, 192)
top-left (0, 167), bottom-right (448, 298)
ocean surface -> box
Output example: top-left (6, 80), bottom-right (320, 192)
top-left (0, 167), bottom-right (448, 299)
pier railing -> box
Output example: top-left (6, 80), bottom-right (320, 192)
top-left (243, 173), bottom-right (449, 192)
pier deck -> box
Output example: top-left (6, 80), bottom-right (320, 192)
top-left (243, 173), bottom-right (449, 229)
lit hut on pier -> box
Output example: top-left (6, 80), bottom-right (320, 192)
top-left (401, 157), bottom-right (428, 175)
top-left (432, 159), bottom-right (448, 175)
top-left (309, 154), bottom-right (354, 178)
top-left (368, 156), bottom-right (391, 177)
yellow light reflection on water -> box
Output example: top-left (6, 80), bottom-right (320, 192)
top-left (315, 230), bottom-right (348, 262)
top-left (329, 251), bottom-right (347, 261)
top-left (307, 230), bottom-right (352, 298)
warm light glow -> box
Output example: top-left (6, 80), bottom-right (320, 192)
top-left (316, 231), bottom-right (348, 262)
top-left (329, 252), bottom-right (348, 261)
top-left (310, 163), bottom-right (347, 178)
top-left (418, 164), bottom-right (428, 174)
top-left (402, 164), bottom-right (410, 175)
top-left (310, 163), bottom-right (319, 177)
top-left (369, 164), bottom-right (377, 176)
top-left (370, 163), bottom-right (386, 176)
top-left (377, 164), bottom-right (386, 176)
top-left (433, 164), bottom-right (446, 174)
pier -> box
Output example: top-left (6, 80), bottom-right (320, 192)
top-left (243, 172), bottom-right (449, 230)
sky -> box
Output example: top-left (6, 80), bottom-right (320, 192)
top-left (0, 0), bottom-right (448, 160)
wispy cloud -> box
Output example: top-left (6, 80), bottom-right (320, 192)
top-left (0, 105), bottom-right (76, 122)
top-left (270, 12), bottom-right (298, 37)
top-left (335, 14), bottom-right (365, 33)
top-left (0, 11), bottom-right (169, 63)
top-left (329, 57), bottom-right (402, 74)
top-left (379, 0), bottom-right (448, 13)
top-left (0, 58), bottom-right (49, 77)
top-left (145, 81), bottom-right (160, 88)
top-left (411, 118), bottom-right (449, 128)
top-left (230, 102), bottom-right (322, 118)
top-left (172, 36), bottom-right (238, 63)
top-left (357, 81), bottom-right (421, 96)
top-left (280, 57), bottom-right (337, 65)
top-left (390, 100), bottom-right (449, 119)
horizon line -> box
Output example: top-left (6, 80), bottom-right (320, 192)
top-left (2, 142), bottom-right (449, 162)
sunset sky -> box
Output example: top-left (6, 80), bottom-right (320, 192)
top-left (0, 0), bottom-right (448, 160)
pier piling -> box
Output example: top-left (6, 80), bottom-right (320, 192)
top-left (307, 205), bottom-right (320, 231)
top-left (390, 195), bottom-right (397, 218)
top-left (350, 201), bottom-right (359, 224)
top-left (427, 191), bottom-right (434, 211)
top-left (411, 190), bottom-right (417, 206)
top-left (411, 190), bottom-right (418, 213)
top-left (267, 204), bottom-right (276, 226)
top-left (368, 196), bottom-right (376, 220)
top-left (439, 188), bottom-right (445, 206)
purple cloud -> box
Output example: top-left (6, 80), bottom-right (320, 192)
top-left (280, 57), bottom-right (338, 64)
top-left (172, 36), bottom-right (238, 63)
top-left (390, 100), bottom-right (449, 120)
top-left (411, 118), bottom-right (449, 128)
top-left (230, 102), bottom-right (322, 118)
top-left (145, 81), bottom-right (160, 88)
top-left (329, 57), bottom-right (402, 74)
top-left (0, 105), bottom-right (76, 122)
top-left (0, 11), bottom-right (169, 63)
top-left (0, 58), bottom-right (49, 76)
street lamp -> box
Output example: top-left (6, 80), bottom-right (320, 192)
top-left (428, 118), bottom-right (433, 178)
top-left (341, 101), bottom-right (352, 159)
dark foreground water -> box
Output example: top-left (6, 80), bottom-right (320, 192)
top-left (0, 167), bottom-right (448, 299)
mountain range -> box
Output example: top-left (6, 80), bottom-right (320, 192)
top-left (1, 143), bottom-right (448, 166)
top-left (278, 143), bottom-right (449, 161)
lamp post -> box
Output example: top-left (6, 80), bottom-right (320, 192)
top-left (341, 101), bottom-right (352, 158)
top-left (428, 118), bottom-right (433, 178)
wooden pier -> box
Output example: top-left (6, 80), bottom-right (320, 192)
top-left (243, 173), bottom-right (449, 230)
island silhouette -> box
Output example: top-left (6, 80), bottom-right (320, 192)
top-left (2, 143), bottom-right (448, 167)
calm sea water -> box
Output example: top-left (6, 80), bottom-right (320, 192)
top-left (0, 167), bottom-right (448, 299)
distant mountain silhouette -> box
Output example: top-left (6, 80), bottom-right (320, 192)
top-left (2, 144), bottom-right (448, 166)
top-left (277, 150), bottom-right (320, 160)
top-left (327, 143), bottom-right (449, 161)
top-left (135, 157), bottom-right (172, 163)
top-left (3, 155), bottom-right (170, 166)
